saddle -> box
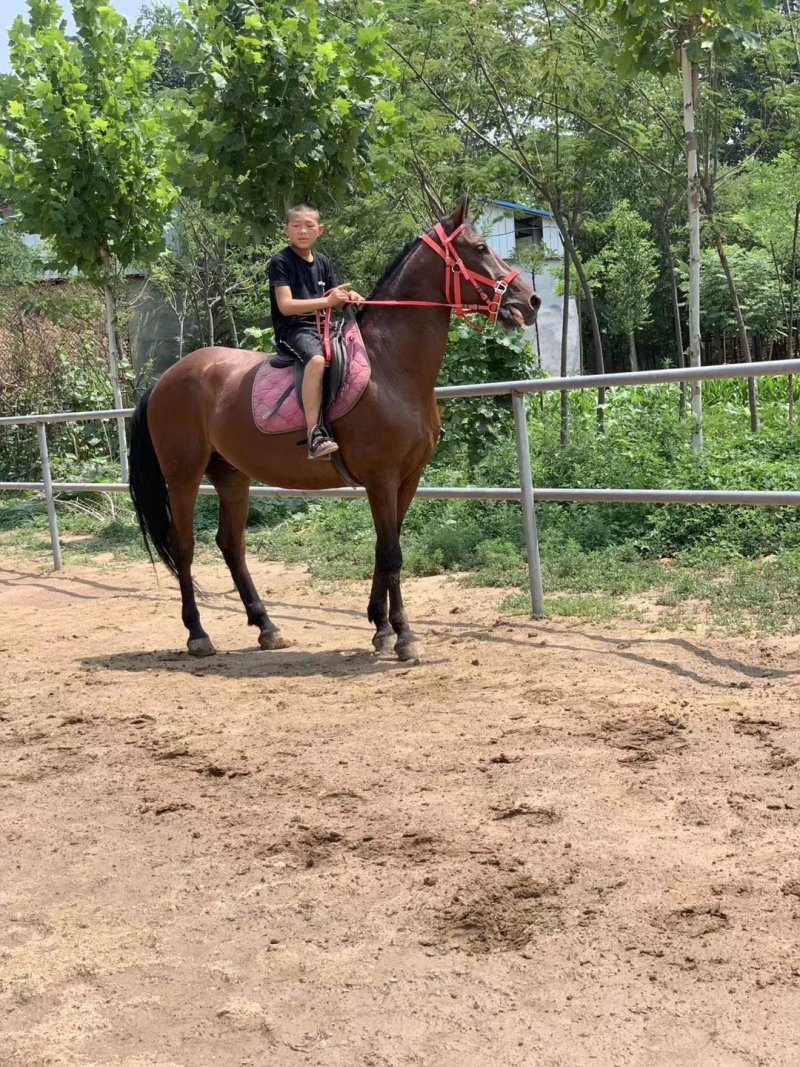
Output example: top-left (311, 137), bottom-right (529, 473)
top-left (251, 319), bottom-right (371, 437)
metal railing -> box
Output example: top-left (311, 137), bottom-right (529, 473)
top-left (4, 357), bottom-right (800, 616)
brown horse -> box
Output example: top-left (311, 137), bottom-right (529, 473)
top-left (128, 197), bottom-right (540, 660)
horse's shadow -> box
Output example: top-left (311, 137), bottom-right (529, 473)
top-left (80, 646), bottom-right (438, 680)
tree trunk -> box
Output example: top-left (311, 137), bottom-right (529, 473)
top-left (681, 46), bottom-right (703, 451)
top-left (531, 267), bottom-right (543, 362)
top-left (550, 206), bottom-right (606, 432)
top-left (560, 243), bottom-right (570, 448)
top-left (188, 287), bottom-right (206, 347)
top-left (789, 202), bottom-right (800, 422)
top-left (207, 300), bottom-right (216, 347)
top-left (713, 231), bottom-right (759, 433)
top-left (785, 0), bottom-right (800, 70)
top-left (661, 222), bottom-right (687, 417)
top-left (177, 291), bottom-right (186, 359)
top-left (223, 299), bottom-right (239, 349)
top-left (99, 247), bottom-right (128, 480)
top-left (628, 331), bottom-right (639, 372)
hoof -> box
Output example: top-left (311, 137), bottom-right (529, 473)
top-left (395, 640), bottom-right (422, 663)
top-left (188, 637), bottom-right (216, 657)
top-left (259, 631), bottom-right (291, 651)
top-left (372, 633), bottom-right (394, 653)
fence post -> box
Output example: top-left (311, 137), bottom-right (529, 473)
top-left (36, 420), bottom-right (62, 571)
top-left (512, 391), bottom-right (545, 617)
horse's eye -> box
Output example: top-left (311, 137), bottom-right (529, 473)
top-left (476, 243), bottom-right (487, 253)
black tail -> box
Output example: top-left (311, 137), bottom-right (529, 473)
top-left (129, 387), bottom-right (179, 580)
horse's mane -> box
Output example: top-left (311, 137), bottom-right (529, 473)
top-left (358, 237), bottom-right (422, 317)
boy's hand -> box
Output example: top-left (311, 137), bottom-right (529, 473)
top-left (326, 285), bottom-right (366, 308)
top-left (326, 286), bottom-right (353, 308)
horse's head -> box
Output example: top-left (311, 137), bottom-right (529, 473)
top-left (437, 195), bottom-right (541, 329)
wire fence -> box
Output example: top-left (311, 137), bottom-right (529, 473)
top-left (4, 357), bottom-right (800, 615)
top-left (0, 281), bottom-right (120, 481)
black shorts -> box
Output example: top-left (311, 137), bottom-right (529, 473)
top-left (275, 325), bottom-right (322, 366)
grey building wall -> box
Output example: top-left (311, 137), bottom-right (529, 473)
top-left (521, 264), bottom-right (581, 377)
top-left (479, 205), bottom-right (581, 377)
top-left (127, 278), bottom-right (192, 376)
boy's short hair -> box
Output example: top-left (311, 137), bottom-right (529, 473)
top-left (286, 203), bottom-right (320, 222)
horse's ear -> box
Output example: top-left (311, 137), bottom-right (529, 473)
top-left (445, 194), bottom-right (471, 230)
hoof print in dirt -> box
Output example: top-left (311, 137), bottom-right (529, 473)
top-left (602, 714), bottom-right (687, 764)
top-left (662, 905), bottom-right (730, 938)
top-left (491, 802), bottom-right (560, 825)
top-left (281, 827), bottom-right (348, 870)
top-left (151, 801), bottom-right (194, 816)
top-left (434, 870), bottom-right (565, 954)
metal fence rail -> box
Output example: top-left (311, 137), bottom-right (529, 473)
top-left (4, 357), bottom-right (800, 616)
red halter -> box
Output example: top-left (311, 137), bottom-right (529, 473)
top-left (315, 222), bottom-right (521, 364)
top-left (418, 222), bottom-right (520, 326)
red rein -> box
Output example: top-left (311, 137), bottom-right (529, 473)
top-left (316, 223), bottom-right (520, 365)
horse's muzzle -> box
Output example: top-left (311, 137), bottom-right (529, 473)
top-left (500, 292), bottom-right (540, 330)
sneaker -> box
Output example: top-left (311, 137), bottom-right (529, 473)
top-left (308, 426), bottom-right (339, 460)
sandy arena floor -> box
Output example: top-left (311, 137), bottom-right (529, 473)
top-left (1, 554), bottom-right (799, 1066)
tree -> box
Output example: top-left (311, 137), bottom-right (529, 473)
top-left (730, 155), bottom-right (800, 340)
top-left (588, 201), bottom-right (659, 371)
top-left (146, 199), bottom-right (277, 357)
top-left (586, 0), bottom-right (779, 446)
top-left (0, 0), bottom-right (177, 477)
top-left (696, 245), bottom-right (785, 360)
top-left (135, 1), bottom-right (194, 92)
top-left (170, 0), bottom-right (398, 226)
top-left (0, 218), bottom-right (41, 294)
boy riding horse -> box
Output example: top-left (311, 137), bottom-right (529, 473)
top-left (269, 204), bottom-right (365, 459)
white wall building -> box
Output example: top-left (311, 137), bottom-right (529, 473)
top-left (477, 199), bottom-right (580, 376)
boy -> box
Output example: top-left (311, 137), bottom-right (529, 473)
top-left (269, 204), bottom-right (364, 459)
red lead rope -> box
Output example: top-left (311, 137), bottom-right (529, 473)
top-left (315, 222), bottom-right (520, 365)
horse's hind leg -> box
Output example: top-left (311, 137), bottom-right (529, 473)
top-left (207, 454), bottom-right (289, 651)
top-left (169, 475), bottom-right (216, 657)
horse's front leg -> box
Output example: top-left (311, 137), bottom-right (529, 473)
top-left (368, 571), bottom-right (393, 653)
top-left (367, 482), bottom-right (421, 662)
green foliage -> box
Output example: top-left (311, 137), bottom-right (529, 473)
top-left (435, 320), bottom-right (538, 466)
top-left (0, 278), bottom-right (130, 479)
top-left (135, 1), bottom-right (193, 92)
top-left (1, 339), bottom-right (129, 482)
top-left (586, 200), bottom-right (659, 341)
top-left (147, 199), bottom-right (278, 353)
top-left (691, 245), bottom-right (786, 338)
top-left (170, 0), bottom-right (399, 223)
top-left (725, 153), bottom-right (800, 309)
top-left (0, 0), bottom-right (177, 280)
top-left (0, 219), bottom-right (42, 293)
top-left (585, 0), bottom-right (779, 76)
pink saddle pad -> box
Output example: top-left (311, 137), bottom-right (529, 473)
top-left (252, 320), bottom-right (371, 435)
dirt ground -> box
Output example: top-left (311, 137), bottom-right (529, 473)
top-left (1, 552), bottom-right (800, 1067)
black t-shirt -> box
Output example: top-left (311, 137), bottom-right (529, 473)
top-left (268, 246), bottom-right (337, 336)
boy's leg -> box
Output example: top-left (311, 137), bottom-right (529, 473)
top-left (301, 354), bottom-right (326, 435)
top-left (302, 355), bottom-right (338, 459)
top-left (277, 329), bottom-right (339, 459)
